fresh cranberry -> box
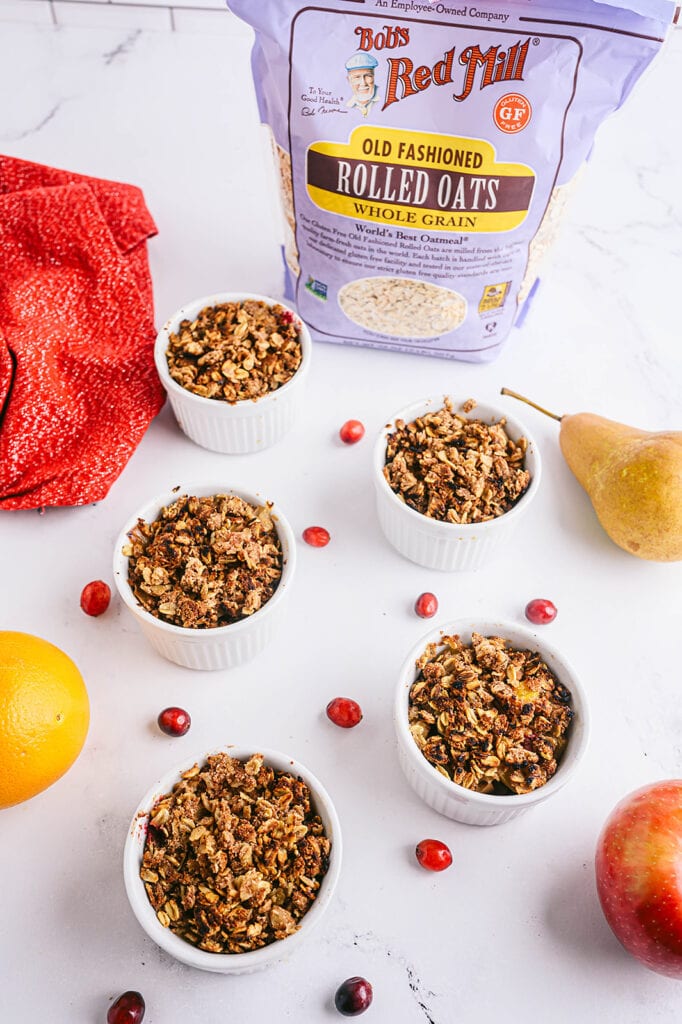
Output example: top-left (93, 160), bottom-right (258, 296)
top-left (107, 991), bottom-right (145, 1024)
top-left (80, 580), bottom-right (111, 616)
top-left (339, 419), bottom-right (365, 445)
top-left (414, 592), bottom-right (438, 618)
top-left (302, 526), bottom-right (330, 547)
top-left (157, 707), bottom-right (191, 737)
top-left (334, 977), bottom-right (373, 1016)
top-left (415, 839), bottom-right (452, 872)
top-left (326, 697), bottom-right (363, 729)
top-left (525, 598), bottom-right (557, 625)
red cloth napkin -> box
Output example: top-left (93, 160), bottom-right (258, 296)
top-left (0, 156), bottom-right (164, 510)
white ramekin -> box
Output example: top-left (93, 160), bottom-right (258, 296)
top-left (374, 396), bottom-right (541, 572)
top-left (123, 746), bottom-right (342, 974)
top-left (112, 484), bottom-right (296, 671)
top-left (155, 292), bottom-right (312, 454)
top-left (395, 619), bottom-right (589, 827)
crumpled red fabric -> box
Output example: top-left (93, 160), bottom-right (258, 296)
top-left (0, 156), bottom-right (164, 510)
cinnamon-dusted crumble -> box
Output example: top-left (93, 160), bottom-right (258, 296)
top-left (123, 494), bottom-right (282, 629)
top-left (383, 398), bottom-right (530, 524)
top-left (165, 300), bottom-right (302, 404)
top-left (408, 633), bottom-right (573, 795)
top-left (141, 752), bottom-right (331, 954)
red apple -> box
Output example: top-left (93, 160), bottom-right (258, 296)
top-left (595, 780), bottom-right (682, 978)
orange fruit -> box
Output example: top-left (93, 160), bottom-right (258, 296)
top-left (0, 631), bottom-right (90, 809)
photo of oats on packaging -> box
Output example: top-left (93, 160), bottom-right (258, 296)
top-left (230, 0), bottom-right (676, 362)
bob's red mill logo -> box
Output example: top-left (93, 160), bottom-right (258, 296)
top-left (352, 25), bottom-right (531, 107)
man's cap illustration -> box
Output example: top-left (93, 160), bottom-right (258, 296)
top-left (345, 52), bottom-right (379, 72)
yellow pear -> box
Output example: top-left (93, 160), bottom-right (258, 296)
top-left (501, 389), bottom-right (682, 562)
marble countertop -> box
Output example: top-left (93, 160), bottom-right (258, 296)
top-left (1, 16), bottom-right (681, 1024)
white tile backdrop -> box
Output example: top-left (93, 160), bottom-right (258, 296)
top-left (0, 0), bottom-right (250, 31)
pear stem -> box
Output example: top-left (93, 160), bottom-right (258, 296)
top-left (500, 388), bottom-right (562, 422)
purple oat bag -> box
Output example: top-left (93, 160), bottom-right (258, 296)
top-left (230, 0), bottom-right (675, 362)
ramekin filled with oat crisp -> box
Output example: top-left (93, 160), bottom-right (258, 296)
top-left (154, 293), bottom-right (312, 454)
top-left (123, 747), bottom-right (342, 974)
top-left (112, 485), bottom-right (296, 670)
top-left (373, 396), bottom-right (541, 572)
top-left (394, 620), bottom-right (589, 827)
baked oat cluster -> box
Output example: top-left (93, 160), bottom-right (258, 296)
top-left (383, 398), bottom-right (530, 524)
top-left (123, 493), bottom-right (283, 629)
top-left (141, 753), bottom-right (331, 954)
top-left (165, 300), bottom-right (302, 403)
top-left (408, 633), bottom-right (574, 795)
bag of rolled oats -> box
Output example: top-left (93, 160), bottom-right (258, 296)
top-left (230, 0), bottom-right (675, 362)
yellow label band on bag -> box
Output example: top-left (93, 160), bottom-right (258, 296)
top-left (307, 126), bottom-right (535, 233)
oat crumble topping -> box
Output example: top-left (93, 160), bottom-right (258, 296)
top-left (408, 633), bottom-right (574, 795)
top-left (141, 752), bottom-right (331, 954)
top-left (123, 493), bottom-right (283, 629)
top-left (165, 300), bottom-right (302, 403)
top-left (383, 398), bottom-right (530, 524)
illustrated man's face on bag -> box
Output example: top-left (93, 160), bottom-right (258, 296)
top-left (348, 68), bottom-right (375, 105)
